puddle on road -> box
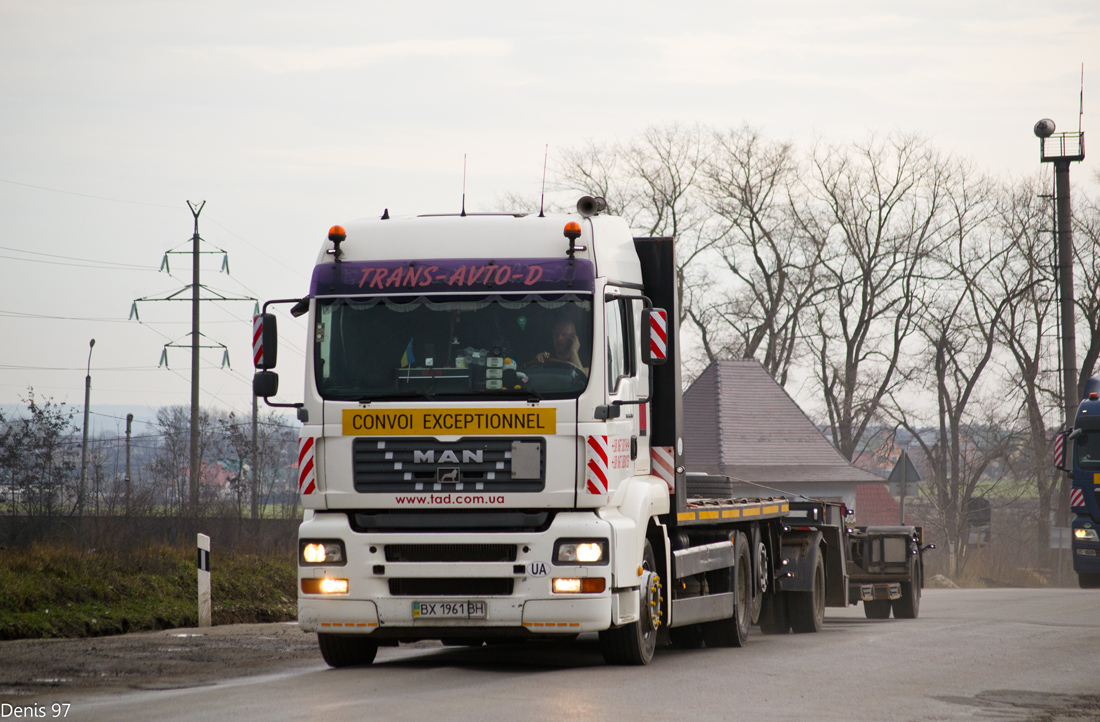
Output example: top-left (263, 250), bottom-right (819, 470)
top-left (934, 690), bottom-right (1100, 720)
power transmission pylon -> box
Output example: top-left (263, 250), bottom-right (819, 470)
top-left (130, 201), bottom-right (256, 514)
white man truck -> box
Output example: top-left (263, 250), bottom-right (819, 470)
top-left (253, 197), bottom-right (929, 666)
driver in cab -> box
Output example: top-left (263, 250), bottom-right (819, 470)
top-left (531, 319), bottom-right (589, 375)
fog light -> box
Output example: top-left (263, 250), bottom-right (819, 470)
top-left (553, 578), bottom-right (582, 594)
top-left (552, 577), bottom-right (605, 594)
top-left (301, 578), bottom-right (349, 595)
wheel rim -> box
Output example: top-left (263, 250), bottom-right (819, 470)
top-left (756, 542), bottom-right (769, 595)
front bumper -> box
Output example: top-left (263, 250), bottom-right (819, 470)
top-left (298, 511), bottom-right (633, 638)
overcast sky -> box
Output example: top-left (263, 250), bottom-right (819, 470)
top-left (1, 0), bottom-right (1097, 425)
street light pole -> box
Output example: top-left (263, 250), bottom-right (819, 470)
top-left (79, 338), bottom-right (95, 516)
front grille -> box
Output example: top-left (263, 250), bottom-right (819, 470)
top-left (389, 578), bottom-right (514, 596)
top-left (385, 544), bottom-right (518, 562)
top-left (352, 437), bottom-right (545, 493)
top-left (350, 509), bottom-right (553, 533)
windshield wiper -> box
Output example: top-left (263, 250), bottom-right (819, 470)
top-left (354, 389), bottom-right (435, 402)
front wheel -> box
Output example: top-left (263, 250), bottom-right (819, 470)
top-left (317, 633), bottom-right (378, 668)
top-left (1079, 572), bottom-right (1100, 589)
top-left (600, 539), bottom-right (661, 665)
top-left (701, 531), bottom-right (752, 647)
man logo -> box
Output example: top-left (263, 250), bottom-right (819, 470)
top-left (438, 468), bottom-right (459, 483)
top-left (414, 449), bottom-right (484, 464)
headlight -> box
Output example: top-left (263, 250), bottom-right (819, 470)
top-left (1074, 528), bottom-right (1100, 542)
top-left (554, 539), bottom-right (608, 565)
top-left (300, 540), bottom-right (346, 565)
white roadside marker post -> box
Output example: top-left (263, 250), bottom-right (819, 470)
top-left (197, 533), bottom-right (211, 627)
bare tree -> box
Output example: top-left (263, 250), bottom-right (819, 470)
top-left (995, 174), bottom-right (1064, 570)
top-left (796, 133), bottom-right (950, 461)
top-left (891, 162), bottom-right (1024, 575)
top-left (690, 126), bottom-right (820, 383)
top-left (554, 124), bottom-right (719, 345)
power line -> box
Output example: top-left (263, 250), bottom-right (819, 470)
top-left (0, 245), bottom-right (156, 270)
top-left (0, 177), bottom-right (178, 209)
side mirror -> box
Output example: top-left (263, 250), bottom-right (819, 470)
top-left (253, 313), bottom-right (278, 370)
top-left (1054, 430), bottom-right (1070, 472)
top-left (640, 308), bottom-right (668, 366)
top-left (253, 370), bottom-right (279, 399)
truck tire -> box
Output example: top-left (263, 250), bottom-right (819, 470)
top-left (788, 550), bottom-right (824, 633)
top-left (757, 591), bottom-right (790, 634)
top-left (317, 633), bottom-right (379, 668)
top-left (701, 531), bottom-right (751, 648)
top-left (749, 523), bottom-right (766, 624)
top-left (1079, 573), bottom-right (1100, 589)
top-left (600, 539), bottom-right (660, 665)
top-left (892, 558), bottom-right (921, 619)
top-left (863, 600), bottom-right (891, 619)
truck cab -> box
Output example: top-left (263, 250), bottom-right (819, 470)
top-left (1068, 377), bottom-right (1100, 588)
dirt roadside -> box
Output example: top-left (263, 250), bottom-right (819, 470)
top-left (0, 623), bottom-right (324, 702)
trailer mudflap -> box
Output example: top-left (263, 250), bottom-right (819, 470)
top-left (779, 530), bottom-right (822, 593)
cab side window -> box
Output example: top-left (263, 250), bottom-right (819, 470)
top-left (606, 297), bottom-right (635, 393)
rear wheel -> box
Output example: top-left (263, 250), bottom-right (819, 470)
top-left (1079, 572), bottom-right (1100, 589)
top-left (892, 558), bottom-right (921, 619)
top-left (863, 600), bottom-right (892, 619)
top-left (600, 539), bottom-right (661, 665)
top-left (317, 633), bottom-right (378, 668)
top-left (788, 550), bottom-right (825, 633)
top-left (701, 531), bottom-right (751, 648)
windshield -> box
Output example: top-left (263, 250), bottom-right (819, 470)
top-left (1077, 431), bottom-right (1100, 470)
top-left (315, 294), bottom-right (592, 400)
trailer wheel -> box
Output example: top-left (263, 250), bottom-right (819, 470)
top-left (892, 557), bottom-right (921, 619)
top-left (1079, 573), bottom-right (1100, 589)
top-left (702, 531), bottom-right (751, 648)
top-left (863, 600), bottom-right (891, 619)
top-left (788, 550), bottom-right (824, 633)
top-left (317, 633), bottom-right (378, 668)
top-left (600, 539), bottom-right (660, 665)
top-left (749, 524), bottom-right (766, 624)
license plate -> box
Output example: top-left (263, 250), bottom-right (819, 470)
top-left (412, 601), bottom-right (487, 619)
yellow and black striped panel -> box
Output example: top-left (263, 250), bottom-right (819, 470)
top-left (677, 501), bottom-right (789, 524)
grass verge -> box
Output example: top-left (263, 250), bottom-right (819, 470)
top-left (0, 544), bottom-right (296, 640)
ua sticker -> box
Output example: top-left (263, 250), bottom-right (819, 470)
top-left (527, 562), bottom-right (549, 577)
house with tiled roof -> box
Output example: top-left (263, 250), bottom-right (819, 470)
top-left (683, 359), bottom-right (889, 523)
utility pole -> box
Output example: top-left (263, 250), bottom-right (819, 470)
top-left (251, 392), bottom-right (259, 520)
top-left (125, 413), bottom-right (133, 516)
top-left (79, 338), bottom-right (95, 516)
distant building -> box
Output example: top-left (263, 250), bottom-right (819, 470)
top-left (683, 359), bottom-right (888, 523)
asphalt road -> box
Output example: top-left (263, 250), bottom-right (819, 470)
top-left (14, 589), bottom-right (1100, 722)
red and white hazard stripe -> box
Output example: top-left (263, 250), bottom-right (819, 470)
top-left (252, 315), bottom-right (264, 368)
top-left (1071, 487), bottom-right (1086, 509)
top-left (649, 310), bottom-right (667, 362)
top-left (1054, 432), bottom-right (1066, 468)
top-left (298, 434), bottom-right (317, 495)
top-left (651, 446), bottom-right (675, 491)
top-left (585, 435), bottom-right (609, 495)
